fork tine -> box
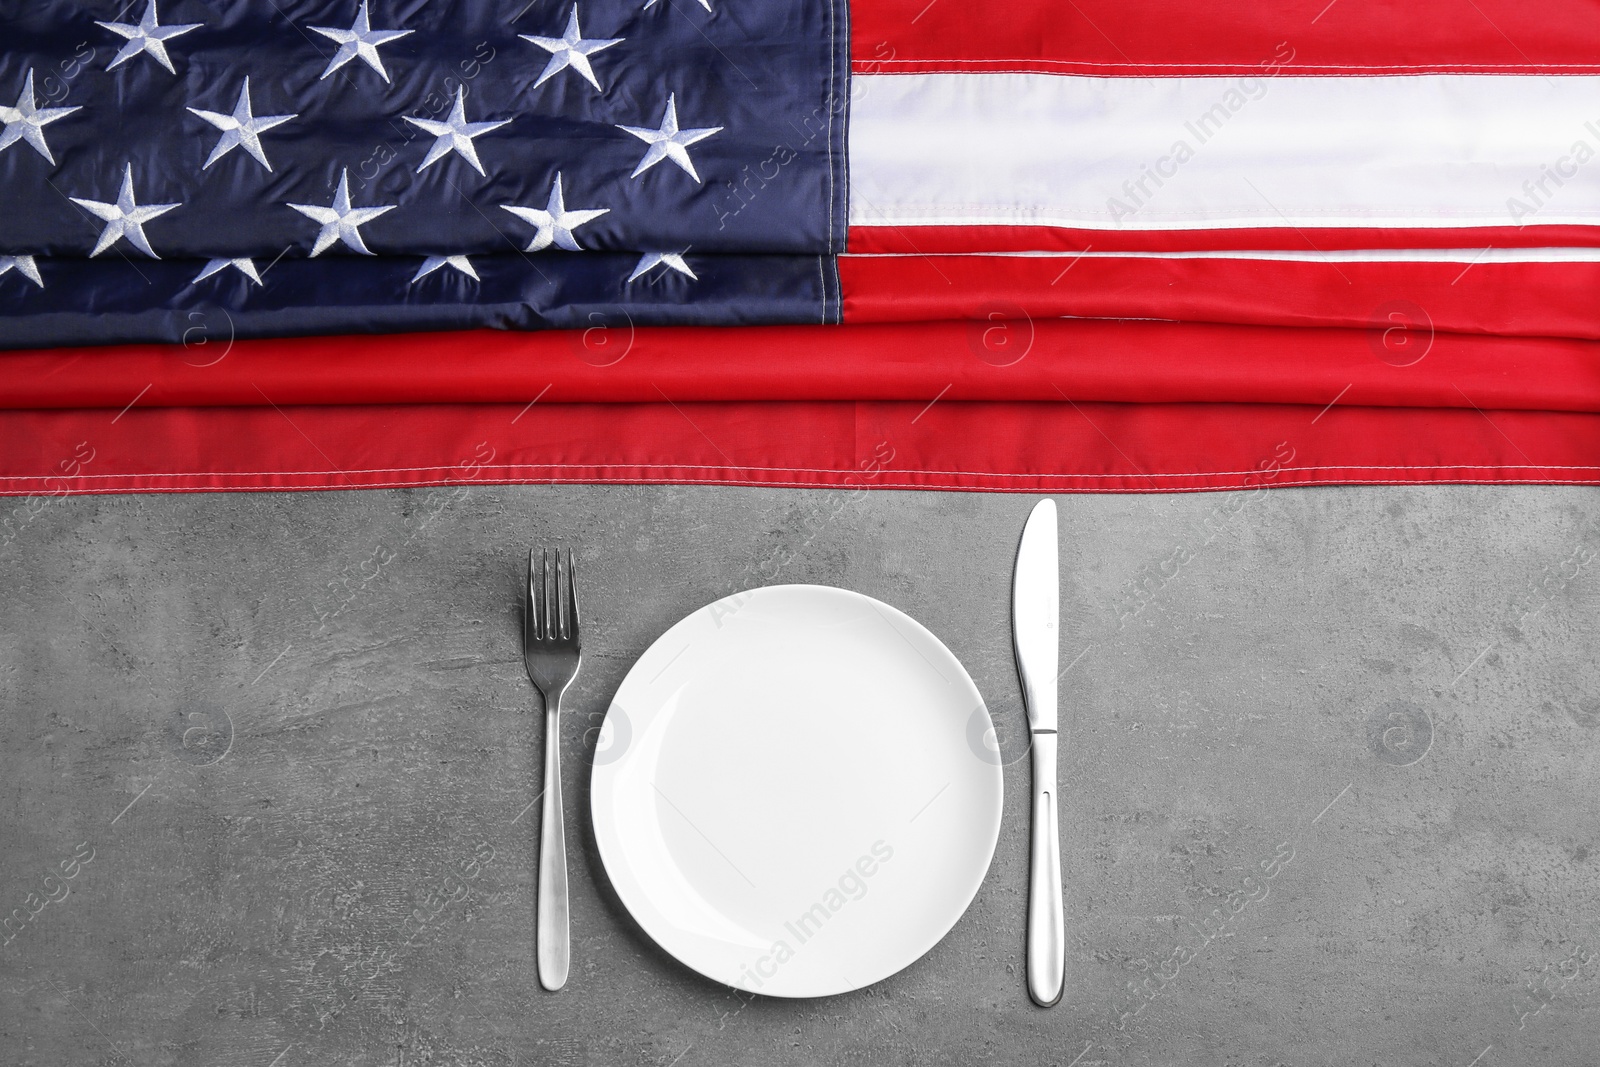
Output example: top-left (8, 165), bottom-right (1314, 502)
top-left (566, 549), bottom-right (580, 639)
top-left (525, 546), bottom-right (537, 647)
top-left (556, 547), bottom-right (569, 639)
top-left (541, 547), bottom-right (552, 640)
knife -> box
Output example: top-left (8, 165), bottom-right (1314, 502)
top-left (1013, 498), bottom-right (1064, 1007)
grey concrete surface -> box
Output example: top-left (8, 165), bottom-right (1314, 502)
top-left (1, 483), bottom-right (1598, 1067)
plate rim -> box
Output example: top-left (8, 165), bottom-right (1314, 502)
top-left (589, 582), bottom-right (1004, 999)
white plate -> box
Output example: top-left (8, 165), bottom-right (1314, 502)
top-left (591, 584), bottom-right (1004, 998)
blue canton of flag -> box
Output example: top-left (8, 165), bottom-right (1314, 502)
top-left (0, 0), bottom-right (849, 347)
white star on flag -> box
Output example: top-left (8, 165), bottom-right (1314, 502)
top-left (404, 86), bottom-right (509, 176)
top-left (500, 173), bottom-right (610, 252)
top-left (192, 258), bottom-right (262, 285)
top-left (628, 251), bottom-right (696, 282)
top-left (309, 1), bottom-right (413, 83)
top-left (617, 93), bottom-right (722, 182)
top-left (69, 163), bottom-right (181, 258)
top-left (412, 255), bottom-right (479, 282)
top-left (97, 0), bottom-right (202, 75)
top-left (287, 169), bottom-right (397, 256)
top-left (522, 5), bottom-right (624, 92)
top-left (0, 255), bottom-right (44, 288)
top-left (0, 69), bottom-right (82, 166)
top-left (188, 77), bottom-right (297, 172)
top-left (644, 0), bottom-right (713, 11)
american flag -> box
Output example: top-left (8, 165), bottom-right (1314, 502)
top-left (7, 0), bottom-right (1600, 349)
top-left (3, 0), bottom-right (1600, 494)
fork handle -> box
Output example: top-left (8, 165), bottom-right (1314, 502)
top-left (537, 697), bottom-right (570, 990)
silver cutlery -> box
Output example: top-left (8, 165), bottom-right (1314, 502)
top-left (525, 547), bottom-right (583, 991)
top-left (1013, 499), bottom-right (1064, 1007)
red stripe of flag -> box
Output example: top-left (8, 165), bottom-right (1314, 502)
top-left (5, 319), bottom-right (1600, 413)
top-left (838, 253), bottom-right (1600, 340)
top-left (851, 0), bottom-right (1600, 75)
top-left (2, 399), bottom-right (1595, 498)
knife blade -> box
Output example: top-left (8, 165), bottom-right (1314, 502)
top-left (1013, 498), bottom-right (1064, 1007)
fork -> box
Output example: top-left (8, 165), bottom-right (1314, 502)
top-left (525, 547), bottom-right (582, 991)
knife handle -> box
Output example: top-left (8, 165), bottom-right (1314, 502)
top-left (1027, 730), bottom-right (1065, 1007)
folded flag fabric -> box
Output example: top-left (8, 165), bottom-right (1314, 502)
top-left (2, 0), bottom-right (1599, 496)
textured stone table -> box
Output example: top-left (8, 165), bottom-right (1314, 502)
top-left (1, 484), bottom-right (1597, 1066)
